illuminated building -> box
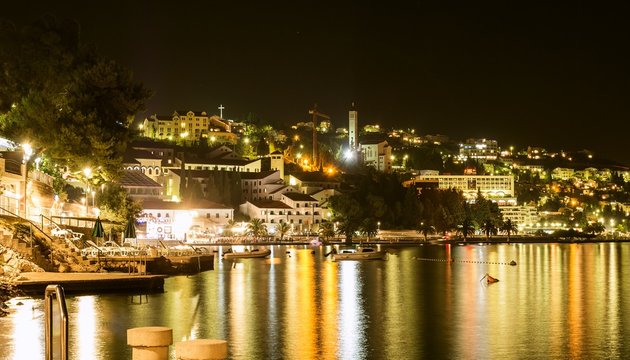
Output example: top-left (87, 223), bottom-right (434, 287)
top-left (240, 171), bottom-right (288, 201)
top-left (406, 174), bottom-right (515, 200)
top-left (142, 110), bottom-right (237, 143)
top-left (0, 150), bottom-right (54, 219)
top-left (267, 150), bottom-right (285, 179)
top-left (526, 146), bottom-right (547, 159)
top-left (122, 149), bottom-right (164, 182)
top-left (552, 167), bottom-right (575, 181)
top-left (119, 169), bottom-right (164, 200)
top-left (174, 146), bottom-right (262, 173)
top-left (139, 199), bottom-right (233, 239)
top-left (239, 192), bottom-right (323, 232)
top-left (287, 172), bottom-right (341, 195)
top-left (499, 205), bottom-right (539, 230)
top-left (360, 140), bottom-right (392, 173)
top-left (458, 138), bottom-right (498, 161)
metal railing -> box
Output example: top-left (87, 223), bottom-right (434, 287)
top-left (45, 285), bottom-right (68, 360)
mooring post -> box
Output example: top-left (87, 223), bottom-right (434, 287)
top-left (127, 326), bottom-right (172, 360)
top-left (175, 339), bottom-right (228, 360)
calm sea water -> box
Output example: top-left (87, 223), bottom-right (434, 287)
top-left (1, 243), bottom-right (629, 359)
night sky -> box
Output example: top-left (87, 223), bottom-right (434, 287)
top-left (4, 1), bottom-right (630, 164)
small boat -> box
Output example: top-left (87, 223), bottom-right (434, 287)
top-left (332, 247), bottom-right (386, 261)
top-left (481, 273), bottom-right (499, 284)
top-left (223, 247), bottom-right (271, 259)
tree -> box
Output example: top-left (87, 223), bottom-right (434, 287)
top-left (500, 219), bottom-right (518, 241)
top-left (319, 221), bottom-right (335, 241)
top-left (275, 222), bottom-right (290, 241)
top-left (481, 219), bottom-right (498, 239)
top-left (247, 218), bottom-right (267, 238)
top-left (97, 184), bottom-right (142, 223)
top-left (417, 221), bottom-right (435, 241)
top-left (584, 222), bottom-right (605, 236)
top-left (457, 217), bottom-right (476, 240)
top-left (329, 193), bottom-right (363, 245)
top-left (0, 17), bottom-right (151, 180)
top-left (359, 218), bottom-right (378, 240)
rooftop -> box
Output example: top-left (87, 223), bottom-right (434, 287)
top-left (283, 192), bottom-right (318, 202)
top-left (249, 200), bottom-right (293, 209)
top-left (120, 170), bottom-right (162, 188)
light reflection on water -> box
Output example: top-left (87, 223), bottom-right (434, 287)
top-left (1, 243), bottom-right (629, 359)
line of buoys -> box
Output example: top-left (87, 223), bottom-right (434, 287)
top-left (411, 257), bottom-right (517, 266)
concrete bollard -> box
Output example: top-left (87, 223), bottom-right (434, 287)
top-left (175, 339), bottom-right (228, 360)
top-left (127, 326), bottom-right (173, 360)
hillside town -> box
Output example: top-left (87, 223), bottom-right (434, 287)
top-left (2, 104), bottom-right (628, 247)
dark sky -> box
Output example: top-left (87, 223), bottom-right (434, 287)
top-left (4, 1), bottom-right (630, 164)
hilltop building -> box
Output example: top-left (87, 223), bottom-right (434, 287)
top-left (458, 138), bottom-right (499, 161)
top-left (360, 140), bottom-right (392, 173)
top-left (141, 110), bottom-right (238, 143)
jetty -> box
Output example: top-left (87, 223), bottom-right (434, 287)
top-left (14, 272), bottom-right (166, 295)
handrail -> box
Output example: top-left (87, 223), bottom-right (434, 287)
top-left (0, 206), bottom-right (58, 246)
top-left (45, 285), bottom-right (68, 360)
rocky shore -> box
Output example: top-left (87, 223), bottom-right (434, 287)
top-left (0, 244), bottom-right (44, 317)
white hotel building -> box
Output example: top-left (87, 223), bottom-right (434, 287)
top-left (410, 174), bottom-right (515, 200)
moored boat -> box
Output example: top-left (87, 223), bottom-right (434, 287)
top-left (223, 247), bottom-right (271, 259)
top-left (332, 247), bottom-right (386, 261)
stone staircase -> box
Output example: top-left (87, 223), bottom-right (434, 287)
top-left (0, 223), bottom-right (96, 272)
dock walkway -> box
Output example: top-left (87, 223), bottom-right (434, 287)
top-left (15, 272), bottom-right (167, 295)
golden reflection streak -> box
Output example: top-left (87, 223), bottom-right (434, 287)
top-left (383, 248), bottom-right (408, 358)
top-left (605, 244), bottom-right (620, 357)
top-left (284, 249), bottom-right (317, 359)
top-left (9, 298), bottom-right (43, 359)
top-left (337, 261), bottom-right (364, 359)
top-left (549, 244), bottom-right (564, 356)
top-left (228, 261), bottom-right (251, 356)
top-left (76, 296), bottom-right (97, 359)
top-left (319, 259), bottom-right (339, 359)
top-left (567, 244), bottom-right (583, 359)
top-left (455, 245), bottom-right (482, 359)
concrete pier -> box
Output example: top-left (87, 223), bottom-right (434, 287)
top-left (127, 326), bottom-right (173, 360)
top-left (175, 339), bottom-right (228, 360)
top-left (14, 272), bottom-right (166, 295)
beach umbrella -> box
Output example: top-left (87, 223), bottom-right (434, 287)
top-left (92, 216), bottom-right (105, 239)
top-left (124, 218), bottom-right (137, 245)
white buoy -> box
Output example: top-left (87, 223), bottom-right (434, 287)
top-left (127, 326), bottom-right (173, 360)
top-left (175, 339), bottom-right (228, 360)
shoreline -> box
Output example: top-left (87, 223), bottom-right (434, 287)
top-left (185, 236), bottom-right (630, 246)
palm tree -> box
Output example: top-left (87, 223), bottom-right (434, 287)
top-left (223, 219), bottom-right (237, 237)
top-left (319, 221), bottom-right (335, 242)
top-left (247, 218), bottom-right (267, 239)
top-left (481, 219), bottom-right (498, 240)
top-left (275, 222), bottom-right (290, 242)
top-left (457, 217), bottom-right (476, 241)
top-left (500, 219), bottom-right (518, 241)
top-left (417, 221), bottom-right (435, 242)
top-left (360, 218), bottom-right (378, 240)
